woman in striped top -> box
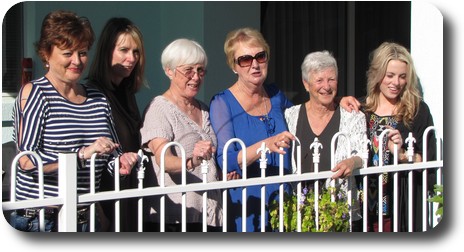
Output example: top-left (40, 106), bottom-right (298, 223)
top-left (10, 10), bottom-right (139, 232)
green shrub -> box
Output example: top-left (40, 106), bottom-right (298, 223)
top-left (269, 184), bottom-right (350, 232)
top-left (427, 184), bottom-right (443, 218)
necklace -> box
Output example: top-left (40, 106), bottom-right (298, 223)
top-left (237, 83), bottom-right (269, 120)
top-left (236, 84), bottom-right (274, 134)
top-left (260, 95), bottom-right (270, 121)
top-left (169, 89), bottom-right (196, 115)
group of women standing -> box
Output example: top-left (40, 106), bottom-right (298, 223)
top-left (10, 9), bottom-right (436, 232)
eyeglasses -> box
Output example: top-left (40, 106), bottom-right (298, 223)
top-left (234, 51), bottom-right (268, 67)
top-left (176, 66), bottom-right (207, 80)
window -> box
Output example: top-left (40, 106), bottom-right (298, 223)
top-left (2, 3), bottom-right (23, 94)
top-left (261, 1), bottom-right (410, 103)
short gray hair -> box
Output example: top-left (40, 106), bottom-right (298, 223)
top-left (301, 50), bottom-right (337, 82)
top-left (161, 38), bottom-right (207, 70)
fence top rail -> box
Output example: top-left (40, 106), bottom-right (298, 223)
top-left (4, 128), bottom-right (443, 212)
top-left (76, 159), bottom-right (442, 203)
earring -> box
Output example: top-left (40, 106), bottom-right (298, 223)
top-left (233, 71), bottom-right (238, 74)
top-left (45, 62), bottom-right (49, 68)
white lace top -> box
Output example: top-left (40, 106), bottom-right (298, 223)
top-left (284, 104), bottom-right (367, 221)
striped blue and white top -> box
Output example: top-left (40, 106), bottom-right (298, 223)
top-left (12, 76), bottom-right (121, 200)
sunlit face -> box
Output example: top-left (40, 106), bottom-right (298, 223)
top-left (170, 63), bottom-right (205, 99)
top-left (111, 33), bottom-right (139, 85)
top-left (47, 45), bottom-right (88, 84)
top-left (379, 59), bottom-right (407, 103)
top-left (233, 43), bottom-right (268, 87)
top-left (304, 67), bottom-right (337, 106)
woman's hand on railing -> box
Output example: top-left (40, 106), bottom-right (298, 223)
top-left (83, 137), bottom-right (120, 159)
top-left (119, 152), bottom-right (139, 175)
top-left (266, 131), bottom-right (295, 154)
top-left (192, 140), bottom-right (216, 165)
top-left (331, 156), bottom-right (362, 179)
top-left (226, 170), bottom-right (241, 180)
top-left (385, 126), bottom-right (403, 155)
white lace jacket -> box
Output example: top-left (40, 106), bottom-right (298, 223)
top-left (284, 104), bottom-right (367, 221)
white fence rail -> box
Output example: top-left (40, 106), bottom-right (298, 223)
top-left (2, 127), bottom-right (443, 232)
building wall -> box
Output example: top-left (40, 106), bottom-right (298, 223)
top-left (1, 1), bottom-right (260, 194)
top-left (1, 1), bottom-right (443, 158)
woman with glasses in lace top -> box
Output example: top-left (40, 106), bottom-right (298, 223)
top-left (140, 38), bottom-right (222, 232)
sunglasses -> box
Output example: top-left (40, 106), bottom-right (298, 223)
top-left (234, 51), bottom-right (268, 67)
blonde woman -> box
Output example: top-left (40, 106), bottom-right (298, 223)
top-left (362, 42), bottom-right (436, 232)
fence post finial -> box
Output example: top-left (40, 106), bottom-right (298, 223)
top-left (257, 142), bottom-right (270, 169)
top-left (405, 132), bottom-right (416, 163)
top-left (310, 137), bottom-right (323, 167)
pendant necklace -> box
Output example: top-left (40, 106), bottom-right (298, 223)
top-left (237, 84), bottom-right (268, 120)
top-left (260, 95), bottom-right (269, 122)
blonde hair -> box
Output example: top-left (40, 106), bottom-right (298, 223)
top-left (223, 27), bottom-right (270, 70)
top-left (365, 42), bottom-right (421, 128)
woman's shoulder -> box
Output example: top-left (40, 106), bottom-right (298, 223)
top-left (340, 106), bottom-right (366, 126)
top-left (264, 83), bottom-right (282, 96)
top-left (284, 104), bottom-right (302, 121)
top-left (418, 100), bottom-right (431, 113)
top-left (82, 83), bottom-right (108, 98)
top-left (25, 77), bottom-right (58, 98)
top-left (29, 77), bottom-right (52, 90)
top-left (210, 89), bottom-right (233, 106)
top-left (211, 89), bottom-right (231, 99)
top-left (31, 76), bottom-right (48, 84)
top-left (285, 104), bottom-right (302, 114)
top-left (411, 100), bottom-right (434, 126)
top-left (146, 95), bottom-right (169, 109)
top-left (340, 106), bottom-right (364, 116)
top-left (141, 95), bottom-right (171, 119)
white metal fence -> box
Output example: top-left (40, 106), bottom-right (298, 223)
top-left (2, 126), bottom-right (443, 232)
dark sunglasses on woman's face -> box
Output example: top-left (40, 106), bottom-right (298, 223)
top-left (234, 51), bottom-right (268, 67)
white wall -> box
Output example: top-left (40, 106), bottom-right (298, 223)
top-left (411, 2), bottom-right (443, 137)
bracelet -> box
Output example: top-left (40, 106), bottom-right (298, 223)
top-left (78, 147), bottom-right (85, 160)
top-left (78, 147), bottom-right (86, 168)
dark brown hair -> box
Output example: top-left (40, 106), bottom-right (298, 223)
top-left (35, 10), bottom-right (94, 67)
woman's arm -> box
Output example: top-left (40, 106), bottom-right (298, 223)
top-left (210, 94), bottom-right (241, 174)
